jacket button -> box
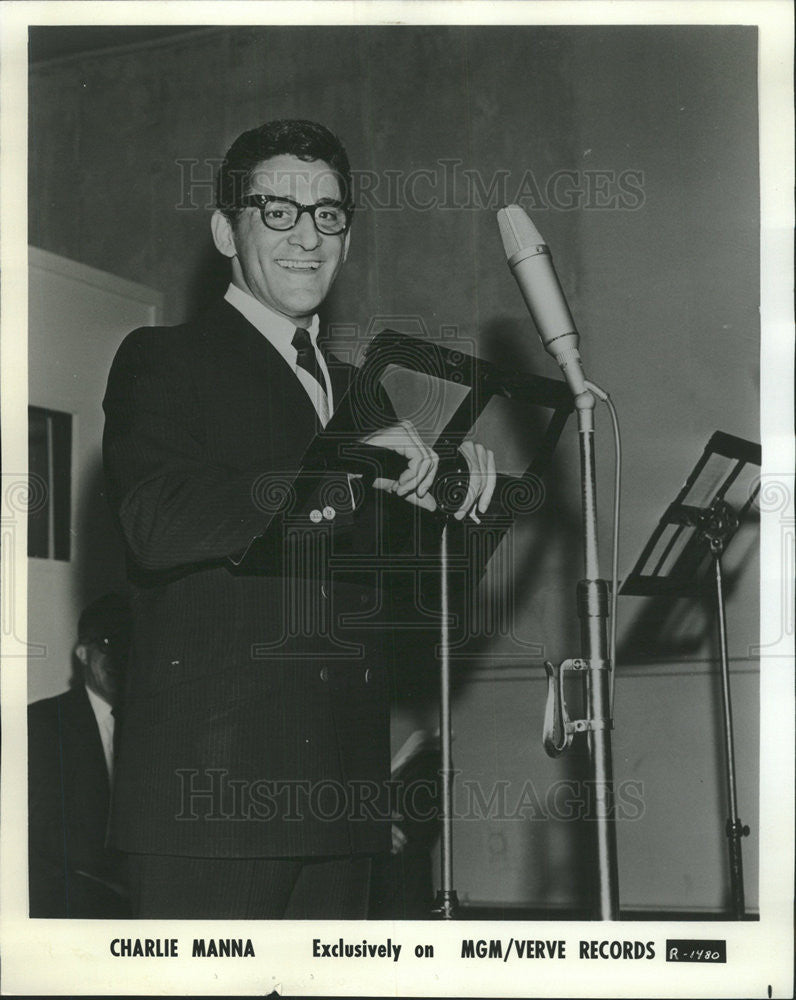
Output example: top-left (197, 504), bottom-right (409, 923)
top-left (309, 509), bottom-right (323, 523)
top-left (364, 668), bottom-right (371, 684)
top-left (319, 666), bottom-right (329, 682)
top-left (322, 505), bottom-right (336, 520)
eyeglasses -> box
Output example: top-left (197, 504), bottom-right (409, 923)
top-left (238, 194), bottom-right (352, 236)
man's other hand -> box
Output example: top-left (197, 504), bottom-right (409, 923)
top-left (455, 440), bottom-right (497, 521)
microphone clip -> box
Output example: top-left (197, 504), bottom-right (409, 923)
top-left (542, 657), bottom-right (614, 758)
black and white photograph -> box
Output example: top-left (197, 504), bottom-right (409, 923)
top-left (0, 2), bottom-right (793, 997)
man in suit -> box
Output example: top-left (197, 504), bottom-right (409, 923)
top-left (102, 119), bottom-right (495, 918)
top-left (28, 593), bottom-right (130, 918)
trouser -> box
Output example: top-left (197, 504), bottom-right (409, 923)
top-left (126, 852), bottom-right (379, 919)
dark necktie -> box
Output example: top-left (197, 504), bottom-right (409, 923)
top-left (292, 327), bottom-right (329, 424)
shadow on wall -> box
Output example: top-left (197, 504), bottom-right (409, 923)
top-left (461, 315), bottom-right (582, 666)
top-left (526, 739), bottom-right (597, 914)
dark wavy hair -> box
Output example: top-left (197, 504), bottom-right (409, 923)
top-left (216, 119), bottom-right (353, 220)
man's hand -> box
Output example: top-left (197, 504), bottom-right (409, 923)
top-left (455, 440), bottom-right (497, 521)
top-left (390, 823), bottom-right (408, 855)
top-left (362, 421), bottom-right (497, 520)
top-left (363, 420), bottom-right (440, 512)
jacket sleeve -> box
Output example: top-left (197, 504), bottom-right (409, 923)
top-left (102, 328), bottom-right (274, 572)
top-left (102, 329), bottom-right (405, 575)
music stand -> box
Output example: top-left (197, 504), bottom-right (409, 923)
top-left (621, 431), bottom-right (761, 918)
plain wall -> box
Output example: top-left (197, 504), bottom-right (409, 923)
top-left (28, 24), bottom-right (760, 912)
top-left (27, 249), bottom-right (163, 704)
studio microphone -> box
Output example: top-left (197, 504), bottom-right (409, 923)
top-left (497, 204), bottom-right (587, 397)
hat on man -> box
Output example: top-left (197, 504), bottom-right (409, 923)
top-left (77, 593), bottom-right (130, 645)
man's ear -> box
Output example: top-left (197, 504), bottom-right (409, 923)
top-left (342, 229), bottom-right (351, 263)
top-left (74, 643), bottom-right (89, 668)
top-left (211, 209), bottom-right (237, 259)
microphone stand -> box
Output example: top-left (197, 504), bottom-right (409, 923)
top-left (542, 375), bottom-right (620, 918)
top-left (498, 202), bottom-right (620, 916)
top-left (574, 390), bottom-right (620, 919)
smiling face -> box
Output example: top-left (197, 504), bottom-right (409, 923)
top-left (212, 154), bottom-right (350, 324)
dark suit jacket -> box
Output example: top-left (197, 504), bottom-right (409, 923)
top-left (102, 299), bottom-right (396, 858)
top-left (28, 685), bottom-right (129, 917)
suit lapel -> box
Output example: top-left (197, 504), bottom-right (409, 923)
top-left (200, 299), bottom-right (363, 428)
top-left (198, 299), bottom-right (297, 378)
top-left (198, 299), bottom-right (321, 447)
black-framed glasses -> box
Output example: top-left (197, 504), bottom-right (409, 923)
top-left (239, 194), bottom-right (352, 235)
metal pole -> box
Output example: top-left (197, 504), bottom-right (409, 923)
top-left (713, 553), bottom-right (747, 918)
top-left (576, 392), bottom-right (620, 920)
top-left (433, 523), bottom-right (458, 918)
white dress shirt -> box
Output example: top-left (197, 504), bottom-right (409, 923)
top-left (86, 686), bottom-right (115, 781)
top-left (224, 282), bottom-right (333, 425)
